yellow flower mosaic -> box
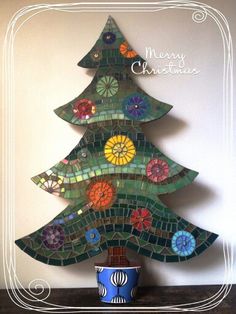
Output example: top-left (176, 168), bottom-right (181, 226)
top-left (104, 135), bottom-right (136, 165)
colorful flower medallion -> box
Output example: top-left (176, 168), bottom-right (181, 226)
top-left (123, 93), bottom-right (150, 120)
top-left (146, 159), bottom-right (169, 183)
top-left (86, 179), bottom-right (116, 211)
top-left (85, 228), bottom-right (101, 244)
top-left (102, 31), bottom-right (116, 44)
top-left (171, 231), bottom-right (196, 256)
top-left (42, 225), bottom-right (65, 250)
top-left (96, 76), bottom-right (119, 97)
top-left (104, 135), bottom-right (136, 165)
top-left (41, 177), bottom-right (63, 196)
top-left (130, 208), bottom-right (152, 231)
top-left (73, 98), bottom-right (96, 120)
top-left (90, 49), bottom-right (102, 62)
top-left (119, 41), bottom-right (138, 58)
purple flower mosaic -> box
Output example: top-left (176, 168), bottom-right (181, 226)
top-left (102, 32), bottom-right (116, 44)
top-left (42, 225), bottom-right (65, 250)
top-left (122, 93), bottom-right (150, 120)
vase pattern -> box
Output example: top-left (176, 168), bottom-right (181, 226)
top-left (95, 266), bottom-right (140, 303)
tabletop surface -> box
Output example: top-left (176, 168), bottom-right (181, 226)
top-left (0, 285), bottom-right (235, 313)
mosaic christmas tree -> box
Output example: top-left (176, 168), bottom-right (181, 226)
top-left (15, 16), bottom-right (218, 266)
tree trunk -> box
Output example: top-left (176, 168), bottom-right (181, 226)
top-left (105, 247), bottom-right (130, 267)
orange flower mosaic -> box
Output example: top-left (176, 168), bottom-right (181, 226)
top-left (119, 41), bottom-right (138, 58)
top-left (86, 179), bottom-right (116, 211)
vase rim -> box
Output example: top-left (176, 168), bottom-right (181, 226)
top-left (94, 265), bottom-right (141, 269)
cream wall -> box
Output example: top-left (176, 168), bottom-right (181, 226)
top-left (1, 0), bottom-right (236, 289)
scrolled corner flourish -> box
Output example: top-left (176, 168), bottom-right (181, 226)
top-left (192, 9), bottom-right (208, 23)
top-left (28, 279), bottom-right (51, 301)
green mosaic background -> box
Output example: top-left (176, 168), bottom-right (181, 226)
top-left (15, 16), bottom-right (218, 266)
top-left (54, 66), bottom-right (172, 126)
top-left (77, 16), bottom-right (145, 68)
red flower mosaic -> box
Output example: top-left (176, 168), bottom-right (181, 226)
top-left (146, 159), bottom-right (169, 183)
top-left (73, 98), bottom-right (96, 120)
top-left (130, 208), bottom-right (152, 231)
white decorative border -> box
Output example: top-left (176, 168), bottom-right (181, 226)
top-left (2, 1), bottom-right (234, 312)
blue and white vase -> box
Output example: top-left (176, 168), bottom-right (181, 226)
top-left (95, 265), bottom-right (141, 303)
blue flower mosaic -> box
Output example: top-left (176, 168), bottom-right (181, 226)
top-left (122, 93), bottom-right (150, 120)
top-left (171, 230), bottom-right (196, 257)
top-left (85, 228), bottom-right (100, 244)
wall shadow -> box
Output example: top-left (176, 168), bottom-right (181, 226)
top-left (139, 241), bottom-right (223, 287)
top-left (160, 181), bottom-right (216, 213)
top-left (142, 114), bottom-right (187, 145)
top-left (64, 251), bottom-right (108, 275)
